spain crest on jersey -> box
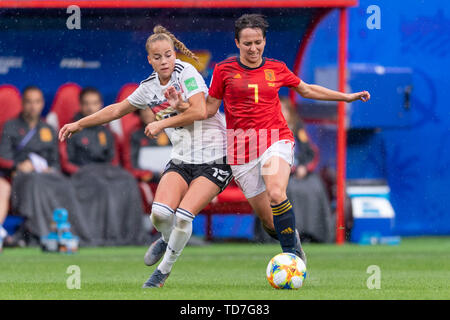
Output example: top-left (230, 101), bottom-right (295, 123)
top-left (264, 69), bottom-right (276, 81)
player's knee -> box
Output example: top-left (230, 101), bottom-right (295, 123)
top-left (174, 208), bottom-right (194, 234)
top-left (267, 186), bottom-right (286, 205)
top-left (151, 202), bottom-right (174, 225)
top-left (175, 217), bottom-right (192, 230)
top-left (172, 217), bottom-right (192, 239)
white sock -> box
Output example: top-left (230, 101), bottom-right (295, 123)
top-left (0, 225), bottom-right (7, 239)
top-left (150, 202), bottom-right (174, 243)
top-left (157, 208), bottom-right (194, 274)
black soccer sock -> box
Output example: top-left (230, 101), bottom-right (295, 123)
top-left (271, 199), bottom-right (296, 253)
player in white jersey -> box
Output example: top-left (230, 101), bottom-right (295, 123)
top-left (59, 26), bottom-right (231, 288)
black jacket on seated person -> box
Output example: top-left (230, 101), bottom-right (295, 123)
top-left (66, 113), bottom-right (115, 167)
top-left (0, 113), bottom-right (59, 173)
top-left (0, 113), bottom-right (91, 243)
top-left (62, 113), bottom-right (147, 245)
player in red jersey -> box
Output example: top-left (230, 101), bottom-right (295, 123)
top-left (205, 14), bottom-right (370, 262)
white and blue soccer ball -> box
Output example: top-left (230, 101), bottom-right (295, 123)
top-left (266, 252), bottom-right (307, 289)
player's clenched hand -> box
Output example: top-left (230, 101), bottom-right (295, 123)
top-left (346, 90), bottom-right (371, 103)
top-left (144, 121), bottom-right (162, 138)
top-left (164, 86), bottom-right (188, 112)
top-left (59, 121), bottom-right (83, 141)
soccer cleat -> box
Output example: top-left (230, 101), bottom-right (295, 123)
top-left (294, 229), bottom-right (307, 266)
top-left (144, 237), bottom-right (168, 266)
top-left (142, 268), bottom-right (170, 288)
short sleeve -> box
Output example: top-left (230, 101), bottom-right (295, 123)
top-left (280, 63), bottom-right (301, 88)
top-left (127, 84), bottom-right (148, 110)
top-left (208, 65), bottom-right (224, 100)
top-left (180, 64), bottom-right (208, 100)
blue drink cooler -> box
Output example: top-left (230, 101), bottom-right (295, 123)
top-left (347, 185), bottom-right (400, 245)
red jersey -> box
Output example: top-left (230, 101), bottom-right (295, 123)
top-left (209, 56), bottom-right (301, 164)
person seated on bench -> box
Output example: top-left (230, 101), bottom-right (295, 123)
top-left (61, 87), bottom-right (148, 246)
top-left (0, 86), bottom-right (90, 246)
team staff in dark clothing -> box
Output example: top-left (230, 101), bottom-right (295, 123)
top-left (66, 112), bottom-right (116, 167)
top-left (61, 87), bottom-right (118, 174)
top-left (0, 85), bottom-right (57, 243)
top-left (0, 89), bottom-right (59, 172)
top-left (60, 87), bottom-right (147, 246)
top-left (0, 86), bottom-right (90, 244)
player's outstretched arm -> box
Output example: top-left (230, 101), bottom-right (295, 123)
top-left (145, 90), bottom-right (207, 138)
top-left (294, 81), bottom-right (370, 103)
top-left (59, 99), bottom-right (136, 141)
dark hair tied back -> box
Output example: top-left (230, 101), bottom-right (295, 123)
top-left (235, 14), bottom-right (269, 40)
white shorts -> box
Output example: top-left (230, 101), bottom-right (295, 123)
top-left (230, 139), bottom-right (295, 199)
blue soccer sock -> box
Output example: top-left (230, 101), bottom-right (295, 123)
top-left (271, 199), bottom-right (296, 253)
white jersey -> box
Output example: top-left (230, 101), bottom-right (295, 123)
top-left (127, 59), bottom-right (227, 164)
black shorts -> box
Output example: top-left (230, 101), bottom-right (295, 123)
top-left (162, 157), bottom-right (232, 192)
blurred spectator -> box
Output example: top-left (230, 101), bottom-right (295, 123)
top-left (61, 87), bottom-right (118, 173)
top-left (320, 166), bottom-right (354, 240)
top-left (60, 87), bottom-right (148, 246)
top-left (281, 97), bottom-right (335, 243)
top-left (0, 86), bottom-right (90, 245)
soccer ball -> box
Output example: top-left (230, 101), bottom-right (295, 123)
top-left (266, 253), bottom-right (307, 289)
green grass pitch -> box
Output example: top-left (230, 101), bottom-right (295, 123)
top-left (0, 237), bottom-right (449, 300)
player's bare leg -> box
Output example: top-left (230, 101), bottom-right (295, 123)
top-left (246, 191), bottom-right (279, 239)
top-left (262, 156), bottom-right (306, 263)
top-left (144, 172), bottom-right (188, 266)
top-left (143, 177), bottom-right (220, 288)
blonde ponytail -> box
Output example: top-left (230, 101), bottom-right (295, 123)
top-left (146, 25), bottom-right (199, 62)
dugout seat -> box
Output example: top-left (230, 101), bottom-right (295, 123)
top-left (46, 83), bottom-right (82, 131)
top-left (0, 84), bottom-right (22, 134)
